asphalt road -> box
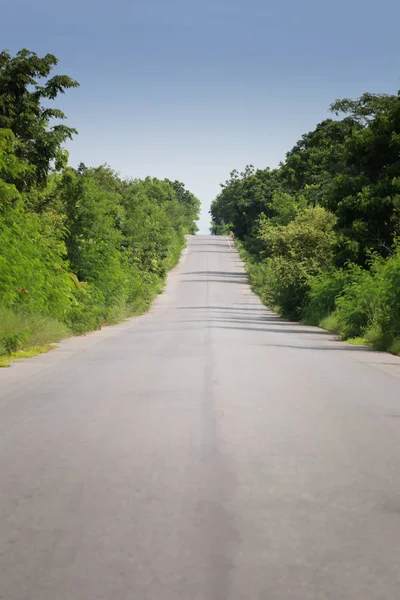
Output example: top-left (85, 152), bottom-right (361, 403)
top-left (2, 235), bottom-right (400, 600)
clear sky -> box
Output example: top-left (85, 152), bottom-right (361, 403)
top-left (2, 0), bottom-right (399, 232)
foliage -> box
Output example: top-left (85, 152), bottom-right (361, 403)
top-left (0, 49), bottom-right (79, 189)
top-left (0, 166), bottom-right (199, 346)
top-left (303, 269), bottom-right (353, 325)
top-left (0, 49), bottom-right (200, 359)
top-left (332, 248), bottom-right (400, 351)
top-left (210, 166), bottom-right (279, 238)
top-left (0, 304), bottom-right (69, 359)
top-left (211, 88), bottom-right (400, 354)
top-left (0, 204), bottom-right (74, 319)
top-left (164, 179), bottom-right (201, 234)
top-left (255, 207), bottom-right (336, 318)
top-left (0, 129), bottom-right (34, 208)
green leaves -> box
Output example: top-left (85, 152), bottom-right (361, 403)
top-left (330, 92), bottom-right (398, 125)
top-left (0, 164), bottom-right (199, 336)
top-left (0, 49), bottom-right (79, 189)
top-left (210, 166), bottom-right (279, 238)
top-left (0, 129), bottom-right (34, 206)
top-left (0, 47), bottom-right (200, 349)
top-left (255, 207), bottom-right (337, 318)
top-left (211, 87), bottom-right (400, 353)
top-left (164, 179), bottom-right (201, 234)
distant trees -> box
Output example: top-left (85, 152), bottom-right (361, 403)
top-left (165, 179), bottom-right (201, 234)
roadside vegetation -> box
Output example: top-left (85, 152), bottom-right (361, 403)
top-left (0, 49), bottom-right (200, 365)
top-left (210, 91), bottom-right (400, 354)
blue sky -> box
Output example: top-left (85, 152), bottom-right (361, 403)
top-left (2, 0), bottom-right (400, 232)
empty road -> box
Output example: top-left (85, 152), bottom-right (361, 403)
top-left (2, 235), bottom-right (400, 600)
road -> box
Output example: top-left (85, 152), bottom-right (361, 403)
top-left (2, 235), bottom-right (400, 600)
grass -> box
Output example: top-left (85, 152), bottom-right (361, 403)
top-left (0, 306), bottom-right (70, 367)
top-left (319, 313), bottom-right (342, 335)
top-left (389, 339), bottom-right (400, 356)
top-left (0, 344), bottom-right (56, 368)
top-left (346, 337), bottom-right (368, 346)
top-left (0, 306), bottom-right (70, 344)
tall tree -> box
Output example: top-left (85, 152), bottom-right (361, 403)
top-left (0, 49), bottom-right (79, 189)
top-left (164, 179), bottom-right (201, 234)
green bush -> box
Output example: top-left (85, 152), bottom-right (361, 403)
top-left (363, 249), bottom-right (400, 352)
top-left (334, 263), bottom-right (380, 339)
top-left (0, 205), bottom-right (74, 320)
top-left (256, 207), bottom-right (337, 318)
top-left (316, 248), bottom-right (400, 354)
top-left (0, 167), bottom-right (199, 351)
top-left (304, 269), bottom-right (355, 325)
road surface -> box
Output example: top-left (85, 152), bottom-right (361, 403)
top-left (2, 235), bottom-right (400, 600)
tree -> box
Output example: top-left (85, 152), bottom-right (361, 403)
top-left (280, 118), bottom-right (359, 199)
top-left (0, 49), bottom-right (79, 189)
top-left (330, 92), bottom-right (398, 125)
top-left (210, 166), bottom-right (279, 238)
top-left (164, 179), bottom-right (200, 234)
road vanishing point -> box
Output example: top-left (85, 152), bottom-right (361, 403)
top-left (2, 235), bottom-right (400, 600)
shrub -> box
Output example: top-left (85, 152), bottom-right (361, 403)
top-left (320, 246), bottom-right (400, 353)
top-left (0, 205), bottom-right (74, 319)
top-left (256, 207), bottom-right (337, 318)
top-left (304, 269), bottom-right (351, 325)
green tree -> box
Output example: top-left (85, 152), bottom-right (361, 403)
top-left (0, 49), bottom-right (79, 189)
top-left (164, 179), bottom-right (200, 233)
top-left (58, 167), bottom-right (128, 316)
top-left (210, 166), bottom-right (279, 238)
top-left (330, 92), bottom-right (398, 125)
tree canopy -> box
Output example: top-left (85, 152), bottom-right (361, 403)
top-left (0, 49), bottom-right (79, 188)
